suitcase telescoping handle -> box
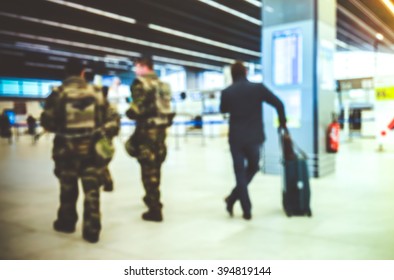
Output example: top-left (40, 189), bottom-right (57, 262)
top-left (278, 127), bottom-right (308, 160)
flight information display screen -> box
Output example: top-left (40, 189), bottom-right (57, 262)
top-left (0, 77), bottom-right (61, 98)
top-left (272, 29), bottom-right (303, 86)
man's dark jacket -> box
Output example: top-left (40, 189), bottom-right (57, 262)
top-left (220, 77), bottom-right (286, 145)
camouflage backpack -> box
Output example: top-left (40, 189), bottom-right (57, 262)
top-left (138, 77), bottom-right (175, 127)
top-left (54, 83), bottom-right (114, 163)
top-left (55, 82), bottom-right (102, 131)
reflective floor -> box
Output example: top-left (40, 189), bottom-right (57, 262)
top-left (0, 133), bottom-right (393, 260)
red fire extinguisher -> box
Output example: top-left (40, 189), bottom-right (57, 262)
top-left (388, 118), bottom-right (394, 130)
top-left (327, 114), bottom-right (340, 153)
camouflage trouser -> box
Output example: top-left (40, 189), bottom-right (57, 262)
top-left (54, 158), bottom-right (102, 236)
top-left (135, 127), bottom-right (167, 211)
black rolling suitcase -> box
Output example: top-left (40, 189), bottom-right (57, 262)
top-left (279, 129), bottom-right (312, 217)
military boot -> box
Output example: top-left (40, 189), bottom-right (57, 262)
top-left (53, 220), bottom-right (75, 233)
top-left (83, 229), bottom-right (99, 243)
top-left (142, 209), bottom-right (163, 222)
top-left (103, 182), bottom-right (113, 192)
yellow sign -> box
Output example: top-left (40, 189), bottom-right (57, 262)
top-left (376, 87), bottom-right (394, 101)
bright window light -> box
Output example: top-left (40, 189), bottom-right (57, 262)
top-left (376, 33), bottom-right (384, 41)
top-left (161, 71), bottom-right (186, 93)
top-left (382, 0), bottom-right (394, 15)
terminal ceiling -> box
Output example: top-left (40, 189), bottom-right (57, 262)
top-left (0, 0), bottom-right (393, 80)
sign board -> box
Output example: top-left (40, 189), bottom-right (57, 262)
top-left (272, 29), bottom-right (303, 86)
top-left (375, 86), bottom-right (394, 101)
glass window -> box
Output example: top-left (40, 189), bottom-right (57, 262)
top-left (200, 71), bottom-right (224, 90)
top-left (161, 70), bottom-right (186, 93)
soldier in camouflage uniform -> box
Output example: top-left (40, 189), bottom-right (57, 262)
top-left (41, 59), bottom-right (119, 243)
top-left (126, 57), bottom-right (174, 222)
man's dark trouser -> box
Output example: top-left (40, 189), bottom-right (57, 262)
top-left (227, 142), bottom-right (261, 215)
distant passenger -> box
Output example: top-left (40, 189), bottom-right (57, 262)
top-left (220, 61), bottom-right (287, 220)
top-left (26, 115), bottom-right (37, 140)
top-left (125, 56), bottom-right (175, 222)
top-left (0, 110), bottom-right (12, 144)
top-left (40, 59), bottom-right (119, 243)
top-left (101, 85), bottom-right (120, 192)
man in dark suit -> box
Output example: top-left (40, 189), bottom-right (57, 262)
top-left (220, 61), bottom-right (287, 220)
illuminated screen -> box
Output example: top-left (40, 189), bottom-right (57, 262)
top-left (1, 80), bottom-right (19, 95)
top-left (22, 81), bottom-right (39, 96)
top-left (272, 29), bottom-right (303, 86)
top-left (0, 78), bottom-right (61, 98)
top-left (4, 110), bottom-right (16, 125)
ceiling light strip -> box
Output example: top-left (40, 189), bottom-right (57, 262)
top-left (0, 50), bottom-right (24, 56)
top-left (337, 21), bottom-right (375, 44)
top-left (350, 0), bottom-right (394, 42)
top-left (198, 0), bottom-right (262, 25)
top-left (335, 39), bottom-right (362, 51)
top-left (0, 31), bottom-right (138, 63)
top-left (0, 11), bottom-right (235, 64)
top-left (153, 56), bottom-right (223, 71)
top-left (337, 27), bottom-right (372, 47)
top-left (335, 39), bottom-right (349, 49)
top-left (48, 56), bottom-right (68, 62)
top-left (47, 0), bottom-right (259, 57)
top-left (337, 5), bottom-right (381, 40)
top-left (148, 24), bottom-right (260, 57)
top-left (0, 41), bottom-right (115, 63)
top-left (4, 41), bottom-right (223, 71)
top-left (382, 0), bottom-right (394, 14)
top-left (14, 43), bottom-right (107, 62)
top-left (25, 62), bottom-right (65, 69)
top-left (0, 30), bottom-right (140, 58)
top-left (45, 0), bottom-right (136, 24)
top-left (244, 0), bottom-right (262, 8)
top-left (0, 30), bottom-right (225, 71)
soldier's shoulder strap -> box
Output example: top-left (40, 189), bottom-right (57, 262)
top-left (51, 85), bottom-right (63, 97)
top-left (52, 85), bottom-right (62, 92)
top-left (90, 84), bottom-right (105, 105)
top-left (135, 77), bottom-right (151, 91)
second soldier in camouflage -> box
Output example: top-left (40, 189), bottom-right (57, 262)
top-left (126, 57), bottom-right (174, 222)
